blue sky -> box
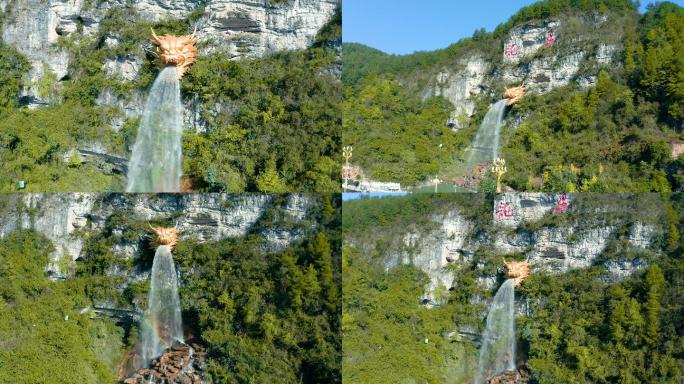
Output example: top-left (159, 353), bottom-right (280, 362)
top-left (343, 0), bottom-right (684, 55)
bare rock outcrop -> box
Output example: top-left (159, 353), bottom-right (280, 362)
top-left (347, 193), bottom-right (660, 305)
top-left (0, 0), bottom-right (339, 108)
top-left (124, 341), bottom-right (205, 384)
top-left (0, 193), bottom-right (314, 278)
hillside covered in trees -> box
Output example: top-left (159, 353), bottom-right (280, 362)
top-left (0, 2), bottom-right (341, 192)
top-left (0, 194), bottom-right (341, 383)
top-left (343, 0), bottom-right (684, 192)
top-left (342, 193), bottom-right (684, 383)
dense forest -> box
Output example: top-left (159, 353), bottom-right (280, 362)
top-left (0, 194), bottom-right (342, 383)
top-left (343, 0), bottom-right (684, 191)
top-left (342, 193), bottom-right (684, 383)
top-left (0, 5), bottom-right (341, 192)
top-left (343, 78), bottom-right (462, 185)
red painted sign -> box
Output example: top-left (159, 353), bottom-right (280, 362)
top-left (504, 43), bottom-right (518, 58)
top-left (544, 31), bottom-right (556, 47)
top-left (496, 201), bottom-right (513, 219)
top-left (553, 193), bottom-right (569, 213)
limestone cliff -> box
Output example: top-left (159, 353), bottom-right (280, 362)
top-left (0, 193), bottom-right (318, 279)
top-left (0, 0), bottom-right (339, 108)
top-left (345, 193), bottom-right (662, 305)
top-left (416, 12), bottom-right (626, 130)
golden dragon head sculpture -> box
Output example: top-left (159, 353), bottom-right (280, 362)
top-left (503, 259), bottom-right (529, 287)
top-left (151, 28), bottom-right (198, 79)
top-left (504, 86), bottom-right (526, 106)
top-left (149, 223), bottom-right (179, 251)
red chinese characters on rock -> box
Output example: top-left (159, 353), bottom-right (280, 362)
top-left (553, 193), bottom-right (569, 213)
top-left (544, 31), bottom-right (556, 48)
top-left (504, 43), bottom-right (518, 58)
top-left (496, 201), bottom-right (514, 219)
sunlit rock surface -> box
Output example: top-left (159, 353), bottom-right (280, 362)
top-left (103, 56), bottom-right (143, 81)
top-left (124, 341), bottom-right (206, 384)
top-left (347, 193), bottom-right (659, 305)
top-left (417, 12), bottom-right (621, 128)
top-left (422, 56), bottom-right (489, 130)
top-left (0, 0), bottom-right (339, 107)
top-left (0, 193), bottom-right (316, 278)
top-left (385, 210), bottom-right (474, 303)
top-left (502, 20), bottom-right (561, 65)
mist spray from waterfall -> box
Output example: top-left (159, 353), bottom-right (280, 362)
top-left (466, 99), bottom-right (507, 168)
top-left (141, 244), bottom-right (184, 365)
top-left (475, 278), bottom-right (516, 384)
top-left (126, 66), bottom-right (183, 192)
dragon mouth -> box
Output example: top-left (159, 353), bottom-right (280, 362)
top-left (150, 28), bottom-right (198, 78)
top-left (161, 54), bottom-right (183, 65)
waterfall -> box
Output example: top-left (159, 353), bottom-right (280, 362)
top-left (466, 99), bottom-right (507, 168)
top-left (475, 278), bottom-right (516, 384)
top-left (141, 245), bottom-right (184, 365)
top-left (126, 66), bottom-right (183, 192)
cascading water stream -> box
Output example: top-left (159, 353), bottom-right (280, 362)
top-left (465, 99), bottom-right (508, 169)
top-left (141, 245), bottom-right (184, 365)
top-left (475, 278), bottom-right (516, 384)
top-left (126, 66), bottom-right (183, 192)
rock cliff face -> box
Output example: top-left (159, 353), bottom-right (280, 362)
top-left (0, 0), bottom-right (339, 108)
top-left (354, 193), bottom-right (659, 305)
top-left (199, 0), bottom-right (339, 57)
top-left (1, 0), bottom-right (72, 107)
top-left (0, 193), bottom-right (317, 279)
top-left (502, 19), bottom-right (561, 65)
top-left (386, 210), bottom-right (474, 305)
top-left (420, 12), bottom-right (621, 130)
top-left (423, 57), bottom-right (489, 130)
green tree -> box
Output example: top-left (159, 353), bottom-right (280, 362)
top-left (643, 265), bottom-right (665, 345)
top-left (255, 160), bottom-right (288, 192)
top-left (309, 232), bottom-right (338, 313)
top-left (0, 43), bottom-right (30, 109)
top-left (0, 231), bottom-right (123, 383)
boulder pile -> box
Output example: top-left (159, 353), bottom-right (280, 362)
top-left (124, 341), bottom-right (205, 384)
top-left (487, 365), bottom-right (530, 384)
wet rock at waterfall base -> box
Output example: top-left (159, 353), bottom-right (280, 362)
top-left (454, 161), bottom-right (492, 191)
top-left (487, 365), bottom-right (530, 384)
top-left (488, 370), bottom-right (517, 384)
top-left (124, 341), bottom-right (206, 384)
